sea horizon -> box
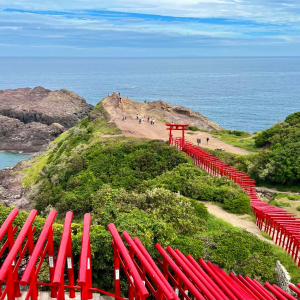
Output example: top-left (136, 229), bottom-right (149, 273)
top-left (1, 56), bottom-right (300, 168)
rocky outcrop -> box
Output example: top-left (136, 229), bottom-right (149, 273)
top-left (0, 87), bottom-right (94, 152)
top-left (107, 93), bottom-right (220, 131)
top-left (0, 158), bottom-right (34, 210)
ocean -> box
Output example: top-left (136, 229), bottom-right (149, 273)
top-left (0, 57), bottom-right (300, 169)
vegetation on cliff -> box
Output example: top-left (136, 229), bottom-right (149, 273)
top-left (209, 111), bottom-right (300, 189)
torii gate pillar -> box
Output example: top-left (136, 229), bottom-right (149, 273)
top-left (165, 124), bottom-right (189, 145)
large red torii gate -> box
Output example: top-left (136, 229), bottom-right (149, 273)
top-left (165, 123), bottom-right (189, 145)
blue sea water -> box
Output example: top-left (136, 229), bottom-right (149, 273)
top-left (0, 57), bottom-right (300, 168)
top-left (0, 152), bottom-right (32, 170)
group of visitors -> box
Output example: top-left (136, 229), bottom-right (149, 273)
top-left (136, 114), bottom-right (155, 125)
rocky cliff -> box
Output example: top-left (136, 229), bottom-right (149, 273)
top-left (105, 93), bottom-right (220, 131)
top-left (0, 87), bottom-right (93, 152)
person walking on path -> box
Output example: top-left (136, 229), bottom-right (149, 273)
top-left (206, 137), bottom-right (209, 144)
top-left (136, 114), bottom-right (139, 120)
top-left (139, 119), bottom-right (142, 124)
top-left (153, 119), bottom-right (155, 125)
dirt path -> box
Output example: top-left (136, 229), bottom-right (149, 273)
top-left (203, 202), bottom-right (274, 244)
top-left (103, 96), bottom-right (250, 155)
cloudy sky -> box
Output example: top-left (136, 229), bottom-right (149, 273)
top-left (0, 0), bottom-right (300, 56)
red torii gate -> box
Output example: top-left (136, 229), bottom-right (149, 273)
top-left (165, 123), bottom-right (189, 145)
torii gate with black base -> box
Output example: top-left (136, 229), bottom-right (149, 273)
top-left (165, 124), bottom-right (189, 146)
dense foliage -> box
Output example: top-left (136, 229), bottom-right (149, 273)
top-left (208, 113), bottom-right (300, 186)
top-left (32, 138), bottom-right (189, 216)
top-left (137, 164), bottom-right (251, 214)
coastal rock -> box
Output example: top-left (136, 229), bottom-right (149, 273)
top-left (0, 115), bottom-right (61, 152)
top-left (0, 159), bottom-right (33, 210)
top-left (0, 87), bottom-right (94, 152)
top-left (105, 94), bottom-right (220, 131)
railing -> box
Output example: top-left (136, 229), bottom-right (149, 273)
top-left (122, 231), bottom-right (178, 300)
top-left (53, 211), bottom-right (76, 300)
top-left (1, 208), bottom-right (300, 299)
top-left (108, 223), bottom-right (149, 300)
top-left (20, 209), bottom-right (57, 299)
top-left (78, 213), bottom-right (93, 300)
top-left (133, 237), bottom-right (179, 300)
top-left (0, 209), bottom-right (37, 300)
top-left (0, 208), bottom-right (18, 298)
top-left (155, 244), bottom-right (204, 300)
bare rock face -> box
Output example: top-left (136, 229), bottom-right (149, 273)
top-left (107, 93), bottom-right (220, 131)
top-left (0, 158), bottom-right (34, 210)
top-left (0, 87), bottom-right (94, 152)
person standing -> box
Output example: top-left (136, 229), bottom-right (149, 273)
top-left (206, 137), bottom-right (209, 144)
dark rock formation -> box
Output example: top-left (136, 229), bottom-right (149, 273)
top-left (0, 158), bottom-right (34, 210)
top-left (0, 87), bottom-right (94, 152)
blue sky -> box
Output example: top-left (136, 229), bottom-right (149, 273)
top-left (0, 0), bottom-right (299, 57)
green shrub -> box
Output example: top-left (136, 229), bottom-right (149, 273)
top-left (190, 199), bottom-right (209, 220)
top-left (137, 164), bottom-right (251, 215)
top-left (269, 200), bottom-right (279, 207)
top-left (287, 194), bottom-right (300, 200)
top-left (285, 112), bottom-right (300, 126)
top-left (222, 192), bottom-right (252, 214)
top-left (188, 126), bottom-right (208, 132)
top-left (275, 194), bottom-right (288, 200)
top-left (33, 140), bottom-right (189, 216)
top-left (208, 228), bottom-right (277, 282)
top-left (277, 201), bottom-right (291, 207)
top-left (92, 186), bottom-right (205, 235)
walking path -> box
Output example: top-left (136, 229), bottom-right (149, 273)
top-left (102, 96), bottom-right (250, 155)
top-left (203, 202), bottom-right (274, 245)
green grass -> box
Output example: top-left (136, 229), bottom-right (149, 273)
top-left (288, 194), bottom-right (300, 200)
top-left (211, 130), bottom-right (258, 152)
top-left (278, 201), bottom-right (291, 207)
top-left (22, 152), bottom-right (51, 187)
top-left (188, 126), bottom-right (209, 132)
top-left (261, 231), bottom-right (273, 240)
